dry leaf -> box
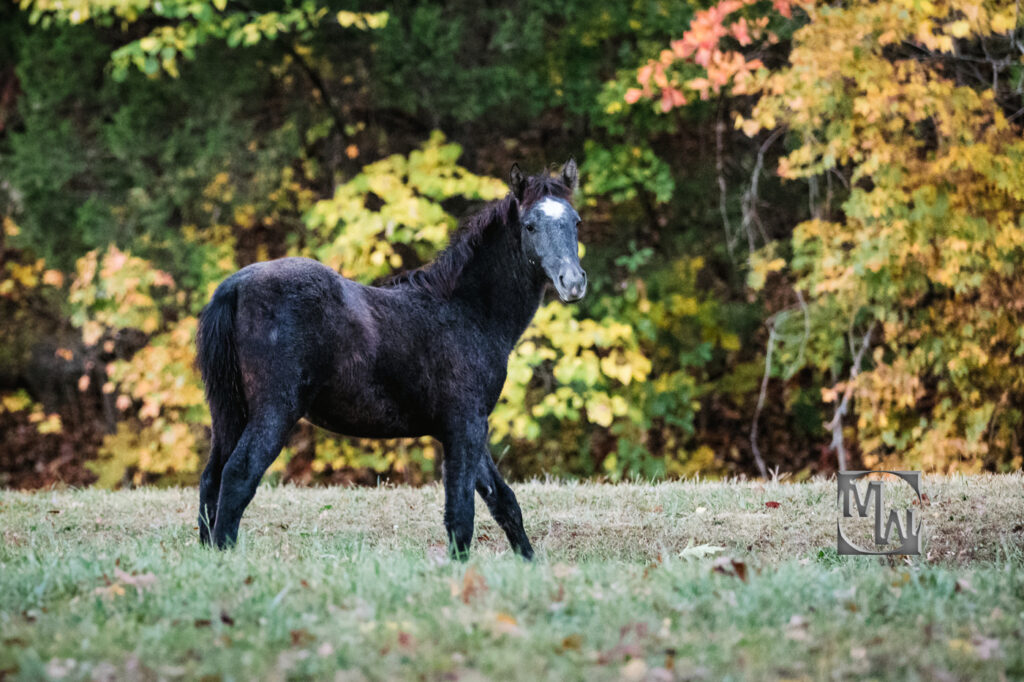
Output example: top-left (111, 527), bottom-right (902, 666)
top-left (290, 629), bottom-right (314, 646)
top-left (954, 578), bottom-right (976, 594)
top-left (113, 568), bottom-right (157, 594)
top-left (560, 634), bottom-right (583, 651)
top-left (711, 556), bottom-right (748, 582)
top-left (679, 542), bottom-right (725, 561)
top-left (491, 612), bottom-right (522, 637)
top-left (460, 566), bottom-right (488, 604)
top-left (93, 583), bottom-right (126, 600)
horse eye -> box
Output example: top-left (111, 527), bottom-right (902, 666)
top-left (525, 223), bottom-right (536, 232)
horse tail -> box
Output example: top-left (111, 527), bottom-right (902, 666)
top-left (196, 275), bottom-right (248, 451)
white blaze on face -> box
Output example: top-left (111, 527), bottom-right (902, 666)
top-left (538, 198), bottom-right (566, 219)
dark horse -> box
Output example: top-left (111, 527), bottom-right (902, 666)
top-left (195, 160), bottom-right (586, 558)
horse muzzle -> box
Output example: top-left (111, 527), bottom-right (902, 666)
top-left (554, 264), bottom-right (587, 302)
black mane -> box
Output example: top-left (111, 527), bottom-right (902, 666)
top-left (386, 173), bottom-right (573, 298)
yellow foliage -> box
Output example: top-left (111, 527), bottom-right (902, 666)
top-left (747, 0), bottom-right (1024, 470)
top-left (68, 246), bottom-right (174, 341)
top-left (305, 132), bottom-right (506, 282)
top-left (0, 390), bottom-right (63, 436)
top-left (491, 301), bottom-right (653, 442)
top-left (90, 316), bottom-right (206, 487)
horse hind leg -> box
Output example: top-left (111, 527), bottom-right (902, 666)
top-left (198, 403), bottom-right (246, 545)
top-left (476, 454), bottom-right (534, 560)
top-left (211, 407), bottom-right (298, 549)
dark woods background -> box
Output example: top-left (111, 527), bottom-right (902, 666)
top-left (2, 0), bottom-right (1022, 488)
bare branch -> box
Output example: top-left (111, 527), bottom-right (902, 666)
top-left (826, 323), bottom-right (876, 472)
top-left (750, 323), bottom-right (776, 479)
top-left (715, 113), bottom-right (738, 258)
top-left (742, 128), bottom-right (783, 250)
top-left (784, 288), bottom-right (812, 381)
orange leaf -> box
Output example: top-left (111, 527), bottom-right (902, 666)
top-left (460, 566), bottom-right (488, 604)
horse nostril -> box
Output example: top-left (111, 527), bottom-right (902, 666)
top-left (559, 274), bottom-right (567, 288)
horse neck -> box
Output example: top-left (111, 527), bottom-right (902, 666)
top-left (452, 220), bottom-right (545, 351)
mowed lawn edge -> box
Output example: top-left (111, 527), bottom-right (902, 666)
top-left (1, 475), bottom-right (1023, 680)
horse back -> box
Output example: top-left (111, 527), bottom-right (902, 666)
top-left (227, 257), bottom-right (507, 439)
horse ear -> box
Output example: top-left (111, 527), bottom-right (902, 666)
top-left (560, 158), bottom-right (579, 192)
top-left (509, 163), bottom-right (527, 201)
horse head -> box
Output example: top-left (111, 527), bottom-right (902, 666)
top-left (509, 160), bottom-right (587, 303)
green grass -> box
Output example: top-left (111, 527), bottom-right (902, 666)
top-left (2, 475), bottom-right (1023, 680)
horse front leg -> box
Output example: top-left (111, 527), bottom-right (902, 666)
top-left (476, 454), bottom-right (533, 560)
top-left (441, 421), bottom-right (485, 560)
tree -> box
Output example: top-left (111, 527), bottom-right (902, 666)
top-left (628, 0), bottom-right (1024, 471)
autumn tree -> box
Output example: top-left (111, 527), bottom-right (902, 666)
top-left (629, 0), bottom-right (1024, 472)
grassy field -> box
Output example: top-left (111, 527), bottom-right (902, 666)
top-left (1, 475), bottom-right (1023, 681)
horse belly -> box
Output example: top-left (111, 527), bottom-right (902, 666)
top-left (304, 387), bottom-right (427, 439)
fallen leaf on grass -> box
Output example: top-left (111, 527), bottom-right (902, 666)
top-left (560, 634), bottom-right (584, 652)
top-left (954, 578), bottom-right (976, 594)
top-left (93, 583), bottom-right (126, 600)
top-left (459, 566), bottom-right (488, 604)
top-left (489, 612), bottom-right (522, 637)
top-left (549, 582), bottom-right (566, 610)
top-left (113, 568), bottom-right (157, 594)
top-left (679, 541), bottom-right (725, 561)
top-left (711, 556), bottom-right (748, 582)
top-left (291, 629), bottom-right (314, 646)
